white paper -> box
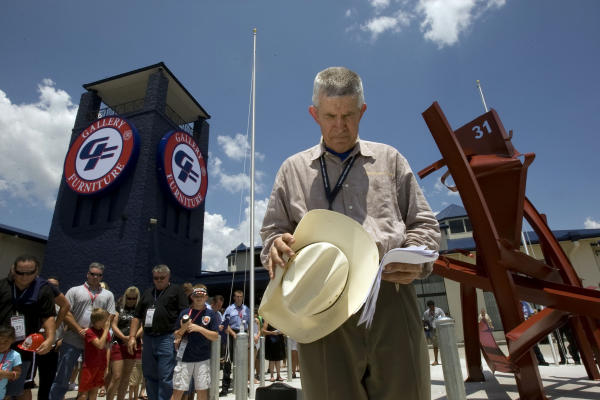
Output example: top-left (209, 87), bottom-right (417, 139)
top-left (358, 246), bottom-right (439, 328)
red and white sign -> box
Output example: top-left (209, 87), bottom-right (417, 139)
top-left (64, 117), bottom-right (139, 195)
top-left (158, 130), bottom-right (208, 209)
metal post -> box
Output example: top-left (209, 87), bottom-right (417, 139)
top-left (437, 317), bottom-right (467, 400)
top-left (259, 336), bottom-right (266, 386)
top-left (234, 332), bottom-right (249, 400)
top-left (209, 336), bottom-right (221, 400)
top-left (286, 336), bottom-right (293, 382)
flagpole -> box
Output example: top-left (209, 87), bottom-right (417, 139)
top-left (476, 80), bottom-right (488, 112)
top-left (249, 27), bottom-right (257, 397)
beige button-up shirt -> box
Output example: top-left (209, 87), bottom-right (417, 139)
top-left (260, 139), bottom-right (440, 278)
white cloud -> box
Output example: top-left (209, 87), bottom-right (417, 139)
top-left (202, 197), bottom-right (269, 271)
top-left (584, 217), bottom-right (600, 229)
top-left (0, 80), bottom-right (78, 208)
top-left (208, 155), bottom-right (265, 194)
top-left (217, 133), bottom-right (264, 161)
top-left (369, 0), bottom-right (391, 12)
top-left (432, 178), bottom-right (459, 196)
top-left (353, 0), bottom-right (505, 47)
top-left (360, 11), bottom-right (411, 40)
top-left (416, 0), bottom-right (506, 48)
top-left (433, 180), bottom-right (445, 193)
top-left (345, 9), bottom-right (353, 17)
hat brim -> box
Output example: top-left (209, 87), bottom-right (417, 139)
top-left (259, 209), bottom-right (379, 343)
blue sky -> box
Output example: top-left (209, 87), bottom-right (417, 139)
top-left (1, 0), bottom-right (598, 271)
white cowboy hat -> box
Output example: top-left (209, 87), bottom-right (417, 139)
top-left (259, 209), bottom-right (380, 343)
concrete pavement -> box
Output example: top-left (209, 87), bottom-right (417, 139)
top-left (39, 343), bottom-right (599, 399)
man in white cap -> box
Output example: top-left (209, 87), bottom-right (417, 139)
top-left (260, 66), bottom-right (440, 399)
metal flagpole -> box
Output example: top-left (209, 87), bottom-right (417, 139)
top-left (476, 80), bottom-right (488, 112)
top-left (476, 79), bottom-right (559, 364)
top-left (249, 27), bottom-right (257, 398)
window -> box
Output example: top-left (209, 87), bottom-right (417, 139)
top-left (464, 218), bottom-right (472, 232)
top-left (449, 219), bottom-right (465, 233)
top-left (448, 218), bottom-right (472, 234)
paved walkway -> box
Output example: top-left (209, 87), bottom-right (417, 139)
top-left (45, 344), bottom-right (600, 399)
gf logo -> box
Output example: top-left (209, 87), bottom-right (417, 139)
top-left (175, 150), bottom-right (199, 183)
top-left (79, 137), bottom-right (118, 171)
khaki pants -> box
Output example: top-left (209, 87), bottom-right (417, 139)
top-left (298, 281), bottom-right (430, 400)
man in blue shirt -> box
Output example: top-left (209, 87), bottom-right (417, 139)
top-left (219, 290), bottom-right (250, 396)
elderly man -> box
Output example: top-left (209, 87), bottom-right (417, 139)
top-left (260, 66), bottom-right (440, 399)
top-left (127, 265), bottom-right (187, 400)
top-left (49, 262), bottom-right (115, 400)
top-left (0, 255), bottom-right (56, 400)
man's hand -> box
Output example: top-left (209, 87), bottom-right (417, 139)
top-left (382, 262), bottom-right (423, 284)
top-left (36, 338), bottom-right (53, 355)
top-left (267, 233), bottom-right (296, 279)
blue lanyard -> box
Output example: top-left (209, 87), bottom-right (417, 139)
top-left (319, 154), bottom-right (356, 210)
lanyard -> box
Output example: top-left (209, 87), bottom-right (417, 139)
top-left (188, 308), bottom-right (203, 323)
top-left (319, 154), bottom-right (356, 210)
top-left (230, 306), bottom-right (245, 326)
top-left (153, 285), bottom-right (169, 305)
top-left (84, 283), bottom-right (100, 307)
top-left (12, 284), bottom-right (27, 306)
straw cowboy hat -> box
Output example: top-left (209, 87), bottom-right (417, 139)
top-left (259, 209), bottom-right (380, 343)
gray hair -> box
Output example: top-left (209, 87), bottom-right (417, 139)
top-left (89, 262), bottom-right (105, 272)
top-left (152, 264), bottom-right (171, 275)
top-left (312, 66), bottom-right (365, 108)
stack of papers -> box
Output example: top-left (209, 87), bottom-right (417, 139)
top-left (358, 246), bottom-right (439, 328)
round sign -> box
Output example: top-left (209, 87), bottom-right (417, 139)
top-left (158, 130), bottom-right (208, 209)
top-left (64, 116), bottom-right (139, 195)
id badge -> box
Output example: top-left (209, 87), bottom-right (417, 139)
top-left (145, 308), bottom-right (156, 327)
top-left (10, 315), bottom-right (26, 341)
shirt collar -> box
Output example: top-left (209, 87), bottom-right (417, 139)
top-left (309, 137), bottom-right (373, 161)
top-left (84, 282), bottom-right (102, 294)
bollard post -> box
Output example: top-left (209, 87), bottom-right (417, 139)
top-left (286, 336), bottom-right (293, 382)
top-left (209, 336), bottom-right (221, 400)
top-left (259, 336), bottom-right (266, 387)
top-left (436, 317), bottom-right (466, 400)
top-left (234, 332), bottom-right (249, 400)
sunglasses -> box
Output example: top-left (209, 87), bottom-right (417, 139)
top-left (153, 276), bottom-right (167, 281)
top-left (126, 297), bottom-right (138, 301)
top-left (14, 270), bottom-right (36, 276)
top-left (88, 272), bottom-right (103, 277)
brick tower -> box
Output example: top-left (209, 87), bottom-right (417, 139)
top-left (43, 63), bottom-right (210, 295)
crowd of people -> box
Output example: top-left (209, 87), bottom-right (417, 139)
top-left (0, 256), bottom-right (301, 400)
top-left (4, 66), bottom-right (591, 400)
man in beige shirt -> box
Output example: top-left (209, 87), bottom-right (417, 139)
top-left (260, 66), bottom-right (440, 399)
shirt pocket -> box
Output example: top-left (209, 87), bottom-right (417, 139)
top-left (365, 171), bottom-right (396, 218)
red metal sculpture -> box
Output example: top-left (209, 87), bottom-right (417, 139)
top-left (418, 102), bottom-right (600, 399)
